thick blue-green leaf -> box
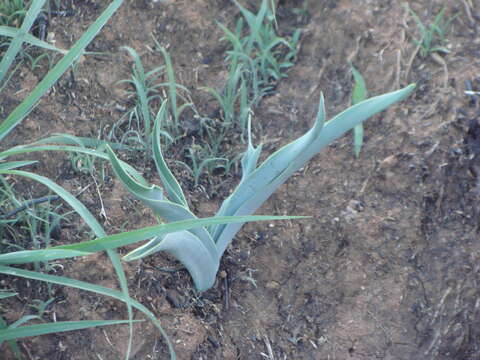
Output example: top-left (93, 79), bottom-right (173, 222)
top-left (125, 231), bottom-right (220, 291)
top-left (106, 145), bottom-right (218, 260)
top-left (211, 93), bottom-right (326, 245)
top-left (240, 119), bottom-right (262, 183)
top-left (213, 85), bottom-right (415, 254)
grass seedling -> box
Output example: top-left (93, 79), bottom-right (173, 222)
top-left (204, 0), bottom-right (300, 141)
top-left (112, 44), bottom-right (189, 155)
top-left (152, 36), bottom-right (192, 135)
top-left (202, 63), bottom-right (245, 128)
top-left (405, 5), bottom-right (458, 59)
top-left (176, 146), bottom-right (227, 187)
top-left (0, 176), bottom-right (65, 260)
top-left (112, 46), bottom-right (165, 154)
top-left (349, 63), bottom-right (368, 158)
top-left (230, 0), bottom-right (299, 86)
top-left (27, 297), bottom-right (56, 319)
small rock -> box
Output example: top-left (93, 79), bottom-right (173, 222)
top-left (266, 281), bottom-right (280, 290)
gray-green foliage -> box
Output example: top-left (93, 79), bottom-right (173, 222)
top-left (106, 84), bottom-right (415, 292)
top-left (0, 0), bottom-right (176, 358)
top-left (0, 2), bottom-right (291, 354)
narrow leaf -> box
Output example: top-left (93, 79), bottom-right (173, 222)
top-left (0, 320), bottom-right (140, 341)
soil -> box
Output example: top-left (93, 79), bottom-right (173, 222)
top-left (1, 0), bottom-right (480, 359)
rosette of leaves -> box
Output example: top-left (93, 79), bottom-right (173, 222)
top-left (106, 83), bottom-right (415, 292)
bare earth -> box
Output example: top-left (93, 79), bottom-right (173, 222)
top-left (2, 0), bottom-right (480, 359)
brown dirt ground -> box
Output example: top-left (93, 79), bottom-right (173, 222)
top-left (2, 0), bottom-right (480, 359)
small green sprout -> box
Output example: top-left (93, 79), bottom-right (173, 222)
top-left (405, 5), bottom-right (458, 59)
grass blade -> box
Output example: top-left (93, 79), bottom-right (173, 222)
top-left (0, 25), bottom-right (67, 53)
top-left (0, 0), bottom-right (124, 142)
top-left (0, 265), bottom-right (176, 359)
top-left (0, 292), bottom-right (17, 299)
top-left (0, 320), bottom-right (139, 341)
top-left (0, 0), bottom-right (46, 85)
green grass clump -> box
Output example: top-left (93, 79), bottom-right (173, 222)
top-left (0, 0), bottom-right (27, 28)
top-left (110, 43), bottom-right (191, 155)
top-left (204, 0), bottom-right (300, 139)
top-left (0, 0), bottom-right (67, 92)
top-left (106, 1), bottom-right (301, 186)
top-left (110, 46), bottom-right (167, 152)
top-left (405, 5), bottom-right (457, 59)
top-left (0, 0), bottom-right (176, 358)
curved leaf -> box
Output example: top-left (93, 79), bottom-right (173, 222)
top-left (0, 265), bottom-right (176, 360)
top-left (213, 85), bottom-right (415, 254)
top-left (125, 231), bottom-right (220, 291)
top-left (211, 93), bottom-right (326, 244)
top-left (152, 101), bottom-right (188, 207)
top-left (0, 161), bottom-right (37, 171)
top-left (0, 320), bottom-right (139, 342)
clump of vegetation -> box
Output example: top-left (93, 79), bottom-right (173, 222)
top-left (0, 1), bottom-right (415, 359)
top-left (405, 5), bottom-right (457, 59)
top-left (111, 0), bottom-right (301, 187)
top-left (0, 0), bottom-right (67, 91)
top-left (0, 0), bottom-right (27, 28)
top-left (109, 44), bottom-right (191, 154)
top-left (0, 0), bottom-right (179, 358)
top-left (204, 0), bottom-right (300, 138)
top-left (106, 84), bottom-right (414, 292)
